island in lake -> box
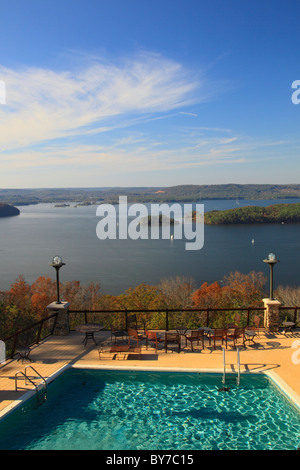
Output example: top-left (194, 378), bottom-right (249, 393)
top-left (205, 203), bottom-right (300, 224)
top-left (0, 203), bottom-right (20, 218)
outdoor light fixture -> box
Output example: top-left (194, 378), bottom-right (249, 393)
top-left (50, 255), bottom-right (66, 304)
top-left (263, 253), bottom-right (279, 300)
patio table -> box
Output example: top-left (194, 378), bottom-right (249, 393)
top-left (282, 321), bottom-right (296, 334)
top-left (176, 327), bottom-right (188, 345)
top-left (16, 347), bottom-right (32, 363)
top-left (199, 327), bottom-right (214, 344)
top-left (75, 323), bottom-right (104, 346)
top-left (243, 329), bottom-right (256, 345)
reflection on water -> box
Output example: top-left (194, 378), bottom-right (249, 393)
top-left (0, 199), bottom-right (299, 294)
top-left (0, 370), bottom-right (299, 450)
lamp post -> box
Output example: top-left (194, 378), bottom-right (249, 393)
top-left (263, 253), bottom-right (279, 300)
top-left (50, 255), bottom-right (65, 304)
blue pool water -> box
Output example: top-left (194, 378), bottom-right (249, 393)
top-left (0, 369), bottom-right (299, 450)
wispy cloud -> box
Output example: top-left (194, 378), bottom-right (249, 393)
top-left (0, 53), bottom-right (202, 152)
top-left (0, 51), bottom-right (294, 187)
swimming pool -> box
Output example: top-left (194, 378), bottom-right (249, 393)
top-left (0, 368), bottom-right (299, 450)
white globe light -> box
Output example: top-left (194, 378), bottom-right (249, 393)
top-left (52, 255), bottom-right (62, 266)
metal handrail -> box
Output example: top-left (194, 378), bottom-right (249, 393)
top-left (15, 366), bottom-right (47, 402)
top-left (25, 365), bottom-right (47, 394)
top-left (222, 347), bottom-right (226, 384)
top-left (15, 370), bottom-right (38, 392)
top-left (236, 348), bottom-right (240, 386)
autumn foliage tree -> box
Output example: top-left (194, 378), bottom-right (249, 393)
top-left (2, 275), bottom-right (34, 333)
top-left (222, 271), bottom-right (267, 307)
top-left (0, 270), bottom-right (268, 336)
top-left (31, 276), bottom-right (57, 319)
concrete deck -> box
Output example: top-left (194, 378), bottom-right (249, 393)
top-left (0, 328), bottom-right (300, 418)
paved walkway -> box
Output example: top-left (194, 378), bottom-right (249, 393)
top-left (0, 328), bottom-right (300, 417)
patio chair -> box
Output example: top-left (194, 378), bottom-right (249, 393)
top-left (127, 327), bottom-right (146, 347)
top-left (145, 331), bottom-right (164, 353)
top-left (164, 332), bottom-right (181, 353)
top-left (252, 315), bottom-right (261, 337)
top-left (226, 323), bottom-right (237, 329)
top-left (227, 327), bottom-right (245, 348)
top-left (127, 314), bottom-right (146, 333)
top-left (111, 325), bottom-right (127, 343)
top-left (185, 330), bottom-right (205, 351)
top-left (243, 315), bottom-right (261, 339)
top-left (210, 328), bottom-right (227, 350)
top-left (176, 326), bottom-right (188, 336)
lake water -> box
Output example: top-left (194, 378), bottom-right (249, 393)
top-left (0, 198), bottom-right (299, 294)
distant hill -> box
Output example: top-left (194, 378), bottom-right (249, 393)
top-left (0, 184), bottom-right (300, 205)
top-left (0, 203), bottom-right (20, 217)
top-left (152, 184), bottom-right (300, 202)
top-left (205, 203), bottom-right (300, 225)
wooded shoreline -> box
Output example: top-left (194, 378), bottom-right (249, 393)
top-left (205, 202), bottom-right (300, 225)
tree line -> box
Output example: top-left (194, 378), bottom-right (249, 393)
top-left (205, 203), bottom-right (300, 225)
top-left (1, 270), bottom-right (299, 337)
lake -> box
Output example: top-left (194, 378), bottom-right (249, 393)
top-left (0, 198), bottom-right (299, 294)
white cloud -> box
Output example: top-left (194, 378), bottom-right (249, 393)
top-left (0, 52), bottom-right (293, 187)
top-left (0, 53), bottom-right (202, 153)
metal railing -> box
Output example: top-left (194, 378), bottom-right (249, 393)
top-left (68, 306), bottom-right (267, 331)
top-left (68, 305), bottom-right (299, 331)
top-left (1, 311), bottom-right (59, 359)
top-left (1, 305), bottom-right (298, 361)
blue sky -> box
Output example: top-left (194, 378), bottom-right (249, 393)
top-left (0, 0), bottom-right (300, 188)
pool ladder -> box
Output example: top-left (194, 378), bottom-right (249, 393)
top-left (222, 347), bottom-right (240, 386)
top-left (15, 365), bottom-right (47, 405)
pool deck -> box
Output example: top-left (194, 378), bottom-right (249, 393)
top-left (0, 328), bottom-right (300, 417)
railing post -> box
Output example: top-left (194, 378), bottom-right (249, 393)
top-left (46, 301), bottom-right (70, 336)
top-left (166, 309), bottom-right (169, 331)
top-left (51, 312), bottom-right (58, 335)
top-left (37, 321), bottom-right (44, 344)
top-left (262, 298), bottom-right (281, 332)
top-left (247, 308), bottom-right (250, 326)
top-left (294, 307), bottom-right (298, 325)
top-left (11, 332), bottom-right (19, 358)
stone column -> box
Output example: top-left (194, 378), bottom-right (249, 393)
top-left (262, 298), bottom-right (281, 333)
top-left (47, 301), bottom-right (70, 336)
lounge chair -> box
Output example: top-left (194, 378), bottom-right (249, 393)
top-left (100, 328), bottom-right (144, 360)
top-left (185, 330), bottom-right (204, 351)
top-left (146, 331), bottom-right (164, 353)
top-left (164, 332), bottom-right (181, 353)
